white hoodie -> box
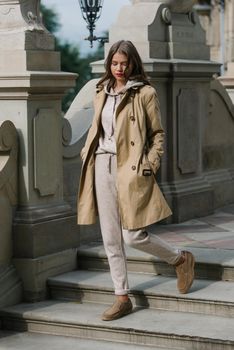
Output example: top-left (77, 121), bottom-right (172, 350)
top-left (95, 80), bottom-right (144, 155)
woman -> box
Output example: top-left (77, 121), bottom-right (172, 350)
top-left (78, 40), bottom-right (195, 321)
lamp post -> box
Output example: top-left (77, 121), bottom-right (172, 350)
top-left (219, 0), bottom-right (225, 74)
top-left (78, 0), bottom-right (108, 47)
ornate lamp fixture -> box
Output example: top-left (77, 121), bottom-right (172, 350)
top-left (78, 0), bottom-right (108, 47)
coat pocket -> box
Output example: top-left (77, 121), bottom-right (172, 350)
top-left (145, 153), bottom-right (160, 175)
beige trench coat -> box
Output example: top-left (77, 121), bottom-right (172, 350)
top-left (77, 84), bottom-right (172, 230)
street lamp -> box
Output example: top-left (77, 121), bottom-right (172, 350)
top-left (219, 0), bottom-right (225, 74)
top-left (78, 0), bottom-right (108, 48)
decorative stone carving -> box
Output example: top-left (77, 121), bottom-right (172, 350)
top-left (0, 0), bottom-right (46, 32)
top-left (0, 0), bottom-right (54, 51)
top-left (161, 7), bottom-right (171, 24)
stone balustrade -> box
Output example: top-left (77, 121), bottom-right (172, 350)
top-left (0, 120), bottom-right (22, 307)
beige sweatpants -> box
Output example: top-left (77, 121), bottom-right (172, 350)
top-left (95, 153), bottom-right (181, 295)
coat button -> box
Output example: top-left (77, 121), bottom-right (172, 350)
top-left (130, 116), bottom-right (135, 121)
top-left (130, 141), bottom-right (135, 146)
top-left (132, 165), bottom-right (136, 170)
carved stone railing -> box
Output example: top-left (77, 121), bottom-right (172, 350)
top-left (0, 120), bottom-right (22, 307)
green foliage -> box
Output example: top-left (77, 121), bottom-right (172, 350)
top-left (40, 4), bottom-right (105, 112)
top-left (40, 4), bottom-right (60, 34)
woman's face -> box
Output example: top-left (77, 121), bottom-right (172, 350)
top-left (111, 52), bottom-right (131, 85)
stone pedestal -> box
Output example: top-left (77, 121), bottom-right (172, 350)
top-left (0, 0), bottom-right (78, 301)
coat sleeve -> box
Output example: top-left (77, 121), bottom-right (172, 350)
top-left (144, 88), bottom-right (165, 172)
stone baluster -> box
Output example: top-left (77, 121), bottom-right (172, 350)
top-left (0, 120), bottom-right (22, 307)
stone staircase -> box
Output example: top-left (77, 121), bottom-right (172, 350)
top-left (1, 241), bottom-right (234, 349)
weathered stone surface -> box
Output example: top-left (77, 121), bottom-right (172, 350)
top-left (13, 215), bottom-right (79, 259)
top-left (107, 1), bottom-right (208, 60)
top-left (33, 108), bottom-right (60, 196)
top-left (162, 0), bottom-right (197, 13)
top-left (13, 249), bottom-right (78, 301)
top-left (0, 121), bottom-right (18, 266)
top-left (177, 88), bottom-right (199, 174)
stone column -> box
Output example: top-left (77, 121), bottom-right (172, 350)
top-left (93, 0), bottom-right (220, 222)
top-left (0, 0), bottom-right (78, 301)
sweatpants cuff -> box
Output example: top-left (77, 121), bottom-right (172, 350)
top-left (115, 289), bottom-right (129, 296)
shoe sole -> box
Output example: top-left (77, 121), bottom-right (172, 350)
top-left (178, 252), bottom-right (195, 294)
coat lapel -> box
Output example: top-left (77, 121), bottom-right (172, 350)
top-left (115, 90), bottom-right (131, 118)
top-left (94, 90), bottom-right (107, 126)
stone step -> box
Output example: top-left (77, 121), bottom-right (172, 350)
top-left (1, 300), bottom-right (234, 350)
top-left (0, 330), bottom-right (167, 350)
top-left (48, 270), bottom-right (234, 317)
top-left (77, 243), bottom-right (234, 281)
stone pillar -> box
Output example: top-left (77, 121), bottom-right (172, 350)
top-left (0, 0), bottom-right (78, 301)
top-left (93, 0), bottom-right (220, 222)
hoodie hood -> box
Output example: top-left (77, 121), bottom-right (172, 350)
top-left (104, 80), bottom-right (144, 96)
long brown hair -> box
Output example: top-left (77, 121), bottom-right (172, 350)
top-left (97, 40), bottom-right (150, 91)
